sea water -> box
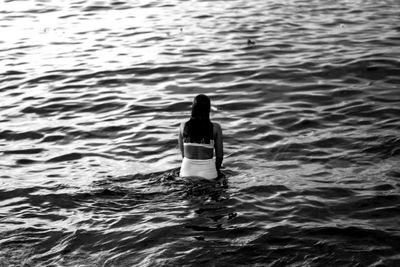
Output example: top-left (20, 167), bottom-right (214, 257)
top-left (1, 0), bottom-right (399, 266)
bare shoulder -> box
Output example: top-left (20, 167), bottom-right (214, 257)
top-left (212, 122), bottom-right (221, 128)
top-left (212, 122), bottom-right (222, 134)
top-left (179, 121), bottom-right (186, 134)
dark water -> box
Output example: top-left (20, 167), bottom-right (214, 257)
top-left (1, 0), bottom-right (400, 266)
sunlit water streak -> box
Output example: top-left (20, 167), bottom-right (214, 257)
top-left (1, 0), bottom-right (400, 266)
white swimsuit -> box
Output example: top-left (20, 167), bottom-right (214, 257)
top-left (179, 141), bottom-right (217, 180)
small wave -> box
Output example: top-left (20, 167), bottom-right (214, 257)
top-left (25, 74), bottom-right (67, 84)
top-left (46, 153), bottom-right (83, 163)
top-left (240, 185), bottom-right (290, 195)
top-left (41, 135), bottom-right (66, 142)
top-left (286, 118), bottom-right (322, 132)
top-left (16, 159), bottom-right (39, 165)
top-left (0, 130), bottom-right (44, 140)
top-left (3, 148), bottom-right (44, 155)
top-left (83, 5), bottom-right (111, 12)
top-left (21, 102), bottom-right (87, 115)
top-left (80, 102), bottom-right (126, 113)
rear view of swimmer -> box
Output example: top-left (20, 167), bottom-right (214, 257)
top-left (179, 94), bottom-right (223, 180)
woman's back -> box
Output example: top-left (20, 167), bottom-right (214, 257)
top-left (178, 94), bottom-right (223, 180)
top-left (180, 121), bottom-right (219, 160)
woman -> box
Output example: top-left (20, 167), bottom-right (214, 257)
top-left (179, 94), bottom-right (223, 180)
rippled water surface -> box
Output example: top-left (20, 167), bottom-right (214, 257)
top-left (1, 0), bottom-right (400, 266)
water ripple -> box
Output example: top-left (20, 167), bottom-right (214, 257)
top-left (1, 0), bottom-right (400, 265)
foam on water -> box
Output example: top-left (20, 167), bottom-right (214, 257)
top-left (1, 0), bottom-right (400, 266)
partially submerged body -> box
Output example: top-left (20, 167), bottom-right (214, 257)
top-left (179, 121), bottom-right (223, 180)
top-left (178, 94), bottom-right (223, 180)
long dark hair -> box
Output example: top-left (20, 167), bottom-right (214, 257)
top-left (183, 94), bottom-right (213, 143)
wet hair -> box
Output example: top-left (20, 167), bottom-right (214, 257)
top-left (183, 94), bottom-right (213, 143)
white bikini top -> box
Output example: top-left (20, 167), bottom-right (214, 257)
top-left (184, 140), bottom-right (214, 149)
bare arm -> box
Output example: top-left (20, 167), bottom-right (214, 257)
top-left (214, 123), bottom-right (223, 174)
top-left (178, 122), bottom-right (184, 158)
